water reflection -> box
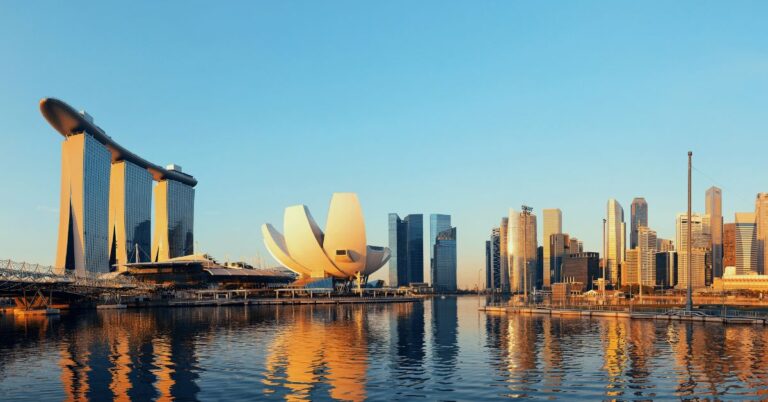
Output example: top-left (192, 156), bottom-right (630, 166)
top-left (483, 312), bottom-right (768, 399)
top-left (2, 298), bottom-right (768, 400)
top-left (262, 305), bottom-right (372, 401)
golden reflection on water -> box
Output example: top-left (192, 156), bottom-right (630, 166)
top-left (487, 313), bottom-right (768, 398)
top-left (263, 305), bottom-right (368, 402)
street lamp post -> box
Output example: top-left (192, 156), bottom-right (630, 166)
top-left (686, 151), bottom-right (693, 312)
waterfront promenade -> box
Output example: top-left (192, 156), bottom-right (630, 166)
top-left (480, 303), bottom-right (768, 325)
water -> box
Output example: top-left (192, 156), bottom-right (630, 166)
top-left (2, 296), bottom-right (768, 401)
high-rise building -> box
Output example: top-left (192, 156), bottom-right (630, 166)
top-left (108, 160), bottom-right (153, 268)
top-left (655, 251), bottom-right (677, 288)
top-left (433, 227), bottom-right (457, 292)
top-left (430, 214), bottom-right (452, 286)
top-left (488, 228), bottom-right (501, 290)
top-left (549, 233), bottom-right (569, 284)
top-left (568, 237), bottom-right (583, 254)
top-left (56, 133), bottom-right (112, 275)
top-left (606, 199), bottom-right (626, 286)
top-left (561, 252), bottom-right (600, 292)
top-left (388, 214), bottom-right (423, 287)
top-left (637, 226), bottom-right (657, 287)
top-left (622, 249), bottom-right (639, 287)
top-left (485, 240), bottom-right (491, 290)
top-left (706, 187), bottom-right (723, 278)
top-left (656, 238), bottom-right (675, 252)
top-left (676, 213), bottom-right (708, 289)
top-left (499, 217), bottom-right (510, 291)
top-left (536, 246), bottom-right (543, 290)
top-left (735, 212), bottom-right (758, 275)
top-left (542, 209), bottom-right (562, 289)
top-left (507, 209), bottom-right (538, 293)
top-left (630, 198), bottom-right (648, 249)
top-left (43, 98), bottom-right (198, 274)
top-left (723, 222), bottom-right (736, 268)
top-left (755, 193), bottom-right (768, 274)
top-left (152, 171), bottom-right (196, 261)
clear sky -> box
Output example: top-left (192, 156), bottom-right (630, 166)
top-left (2, 1), bottom-right (768, 288)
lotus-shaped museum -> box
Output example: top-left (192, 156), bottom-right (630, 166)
top-left (261, 193), bottom-right (391, 280)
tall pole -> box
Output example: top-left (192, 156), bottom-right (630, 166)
top-left (686, 151), bottom-right (693, 312)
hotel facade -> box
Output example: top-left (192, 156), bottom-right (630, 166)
top-left (41, 98), bottom-right (197, 275)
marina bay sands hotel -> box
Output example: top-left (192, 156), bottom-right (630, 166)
top-left (40, 98), bottom-right (197, 275)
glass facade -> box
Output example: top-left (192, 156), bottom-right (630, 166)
top-left (166, 180), bottom-right (195, 258)
top-left (82, 134), bottom-right (112, 274)
top-left (109, 161), bottom-right (152, 267)
top-left (388, 214), bottom-right (423, 287)
top-left (433, 227), bottom-right (457, 292)
top-left (630, 198), bottom-right (648, 249)
top-left (430, 214), bottom-right (451, 285)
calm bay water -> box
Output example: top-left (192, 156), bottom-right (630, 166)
top-left (2, 296), bottom-right (768, 401)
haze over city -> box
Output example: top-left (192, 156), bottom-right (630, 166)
top-left (2, 2), bottom-right (768, 289)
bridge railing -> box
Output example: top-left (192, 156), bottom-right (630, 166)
top-left (0, 259), bottom-right (154, 292)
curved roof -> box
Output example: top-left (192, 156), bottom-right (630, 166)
top-left (39, 97), bottom-right (197, 187)
top-left (262, 193), bottom-right (390, 279)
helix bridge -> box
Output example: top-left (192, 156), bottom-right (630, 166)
top-left (0, 259), bottom-right (153, 310)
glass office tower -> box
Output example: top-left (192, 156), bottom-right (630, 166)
top-left (430, 214), bottom-right (452, 286)
top-left (433, 227), bottom-right (457, 292)
top-left (630, 198), bottom-right (648, 249)
top-left (388, 213), bottom-right (423, 286)
top-left (56, 133), bottom-right (112, 275)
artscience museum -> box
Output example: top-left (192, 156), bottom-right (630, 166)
top-left (262, 193), bottom-right (390, 282)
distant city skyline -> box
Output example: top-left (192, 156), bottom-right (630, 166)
top-left (2, 2), bottom-right (768, 289)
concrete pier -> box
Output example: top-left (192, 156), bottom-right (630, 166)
top-left (479, 305), bottom-right (768, 325)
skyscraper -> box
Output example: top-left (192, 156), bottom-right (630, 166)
top-left (606, 199), bottom-right (626, 287)
top-left (723, 222), bottom-right (736, 268)
top-left (56, 132), bottom-right (112, 274)
top-left (542, 209), bottom-right (562, 289)
top-left (108, 160), bottom-right (152, 268)
top-left (676, 213), bottom-right (707, 289)
top-left (549, 233), bottom-right (569, 284)
top-left (152, 170), bottom-right (196, 261)
top-left (507, 209), bottom-right (538, 293)
top-left (735, 212), bottom-right (757, 275)
top-left (755, 193), bottom-right (768, 274)
top-left (488, 228), bottom-right (501, 291)
top-left (706, 187), bottom-right (723, 278)
top-left (630, 198), bottom-right (648, 249)
top-left (622, 248), bottom-right (639, 286)
top-left (485, 240), bottom-right (491, 290)
top-left (430, 214), bottom-right (452, 287)
top-left (433, 227), bottom-right (457, 292)
top-left (499, 217), bottom-right (510, 291)
top-left (655, 251), bottom-right (677, 288)
top-left (43, 98), bottom-right (198, 274)
top-left (388, 213), bottom-right (423, 287)
top-left (637, 226), bottom-right (657, 287)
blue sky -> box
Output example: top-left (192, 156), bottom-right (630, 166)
top-left (1, 1), bottom-right (768, 288)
